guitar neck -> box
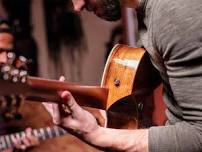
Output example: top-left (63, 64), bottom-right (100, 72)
top-left (0, 76), bottom-right (109, 109)
top-left (26, 76), bottom-right (109, 109)
top-left (0, 126), bottom-right (67, 150)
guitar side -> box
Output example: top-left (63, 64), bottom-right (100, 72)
top-left (101, 44), bottom-right (165, 128)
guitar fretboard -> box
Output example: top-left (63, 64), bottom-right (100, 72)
top-left (0, 125), bottom-right (67, 150)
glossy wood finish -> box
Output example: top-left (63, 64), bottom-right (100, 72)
top-left (102, 44), bottom-right (146, 129)
top-left (26, 77), bottom-right (109, 109)
top-left (0, 77), bottom-right (109, 109)
top-left (101, 44), bottom-right (145, 109)
top-left (102, 44), bottom-right (166, 128)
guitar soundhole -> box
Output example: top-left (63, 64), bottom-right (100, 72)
top-left (114, 78), bottom-right (120, 87)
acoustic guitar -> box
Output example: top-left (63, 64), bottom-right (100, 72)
top-left (0, 44), bottom-right (164, 150)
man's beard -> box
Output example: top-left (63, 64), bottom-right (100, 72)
top-left (101, 0), bottom-right (121, 21)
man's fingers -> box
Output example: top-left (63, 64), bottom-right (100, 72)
top-left (12, 128), bottom-right (39, 150)
top-left (25, 128), bottom-right (40, 146)
top-left (11, 135), bottom-right (22, 149)
top-left (60, 91), bottom-right (80, 113)
top-left (21, 137), bottom-right (31, 148)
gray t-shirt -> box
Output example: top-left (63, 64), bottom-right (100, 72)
top-left (137, 0), bottom-right (202, 151)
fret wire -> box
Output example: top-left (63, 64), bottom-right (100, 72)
top-left (15, 133), bottom-right (21, 140)
top-left (39, 128), bottom-right (46, 140)
top-left (36, 129), bottom-right (43, 140)
top-left (5, 135), bottom-right (11, 149)
top-left (8, 135), bottom-right (15, 148)
top-left (14, 133), bottom-right (22, 147)
top-left (10, 134), bottom-right (16, 147)
top-left (50, 127), bottom-right (56, 137)
top-left (46, 127), bottom-right (53, 138)
top-left (42, 127), bottom-right (49, 139)
top-left (53, 126), bottom-right (60, 137)
top-left (0, 136), bottom-right (7, 150)
top-left (33, 129), bottom-right (41, 140)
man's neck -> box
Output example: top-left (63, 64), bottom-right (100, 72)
top-left (120, 0), bottom-right (140, 8)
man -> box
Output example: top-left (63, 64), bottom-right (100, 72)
top-left (0, 17), bottom-right (39, 151)
top-left (43, 0), bottom-right (202, 151)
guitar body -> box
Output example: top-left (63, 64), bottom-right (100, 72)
top-left (101, 45), bottom-right (144, 129)
top-left (102, 44), bottom-right (146, 109)
top-left (101, 44), bottom-right (166, 128)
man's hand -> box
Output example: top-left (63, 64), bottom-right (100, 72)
top-left (11, 128), bottom-right (39, 150)
top-left (42, 82), bottom-right (148, 152)
top-left (43, 91), bottom-right (100, 141)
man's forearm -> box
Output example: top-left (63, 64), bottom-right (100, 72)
top-left (87, 127), bottom-right (149, 152)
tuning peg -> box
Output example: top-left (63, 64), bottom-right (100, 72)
top-left (7, 52), bottom-right (16, 65)
top-left (1, 64), bottom-right (11, 73)
top-left (0, 64), bottom-right (11, 80)
top-left (19, 70), bottom-right (28, 83)
top-left (16, 56), bottom-right (32, 70)
top-left (10, 68), bottom-right (20, 82)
